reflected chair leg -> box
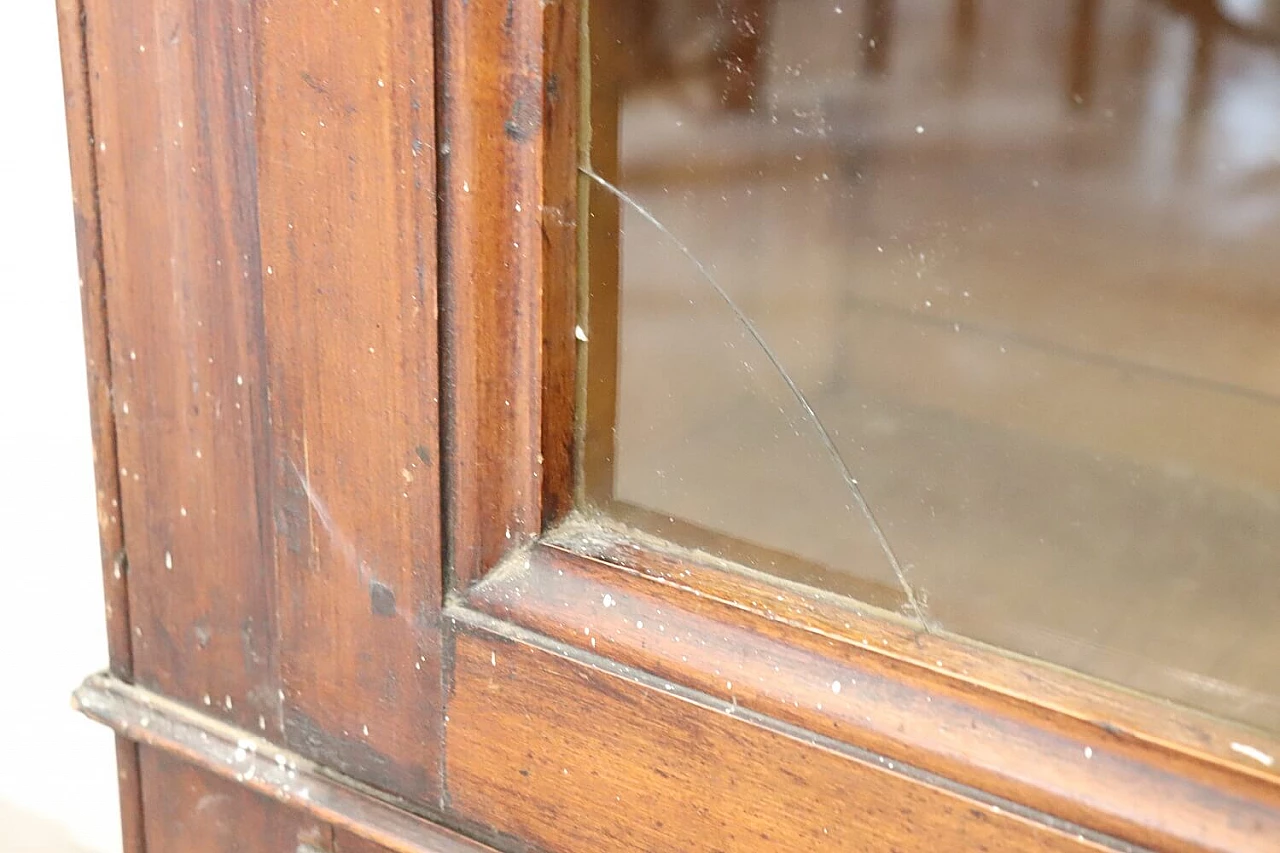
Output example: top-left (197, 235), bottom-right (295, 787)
top-left (950, 0), bottom-right (979, 88)
top-left (863, 0), bottom-right (893, 75)
top-left (719, 0), bottom-right (772, 111)
top-left (1178, 6), bottom-right (1217, 178)
top-left (1067, 0), bottom-right (1099, 108)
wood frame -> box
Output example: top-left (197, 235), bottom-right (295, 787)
top-left (432, 0), bottom-right (1280, 848)
top-left (57, 0), bottom-right (1280, 850)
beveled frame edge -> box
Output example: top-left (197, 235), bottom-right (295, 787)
top-left (436, 0), bottom-right (581, 592)
top-left (459, 513), bottom-right (1280, 853)
top-left (443, 602), bottom-right (1123, 852)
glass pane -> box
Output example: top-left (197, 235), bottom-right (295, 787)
top-left (583, 0), bottom-right (1280, 732)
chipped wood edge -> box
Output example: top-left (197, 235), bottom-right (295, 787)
top-left (72, 674), bottom-right (497, 853)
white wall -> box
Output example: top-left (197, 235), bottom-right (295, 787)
top-left (0, 4), bottom-right (124, 852)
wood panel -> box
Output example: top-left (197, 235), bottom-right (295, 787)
top-left (256, 0), bottom-right (444, 805)
top-left (444, 614), bottom-right (1114, 853)
top-left (139, 745), bottom-right (329, 853)
top-left (467, 531), bottom-right (1280, 852)
top-left (439, 0), bottom-right (579, 589)
top-left (81, 0), bottom-right (277, 734)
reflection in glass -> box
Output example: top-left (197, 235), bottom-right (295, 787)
top-left (584, 0), bottom-right (1280, 731)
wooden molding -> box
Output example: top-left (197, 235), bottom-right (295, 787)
top-left (73, 674), bottom-right (496, 853)
top-left (462, 517), bottom-right (1280, 853)
top-left (444, 606), bottom-right (1115, 852)
top-left (438, 0), bottom-right (580, 589)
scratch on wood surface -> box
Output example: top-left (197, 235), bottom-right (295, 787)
top-left (286, 455), bottom-right (367, 585)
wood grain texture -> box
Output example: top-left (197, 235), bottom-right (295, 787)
top-left (80, 0), bottom-right (278, 733)
top-left (76, 675), bottom-right (497, 853)
top-left (546, 516), bottom-right (1280, 783)
top-left (138, 745), bottom-right (329, 853)
top-left (256, 0), bottom-right (444, 805)
top-left (467, 529), bottom-right (1280, 852)
top-left (445, 614), bottom-right (1113, 853)
top-left (439, 0), bottom-right (578, 589)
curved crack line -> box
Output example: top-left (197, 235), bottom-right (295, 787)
top-left (582, 166), bottom-right (933, 631)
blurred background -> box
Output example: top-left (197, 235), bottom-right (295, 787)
top-left (0, 3), bottom-right (124, 851)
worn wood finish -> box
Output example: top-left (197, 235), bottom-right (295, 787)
top-left (54, 2), bottom-right (146, 849)
top-left (139, 745), bottom-right (329, 853)
top-left (65, 0), bottom-right (1280, 849)
top-left (543, 517), bottom-right (1280, 786)
top-left (256, 0), bottom-right (444, 804)
top-left (467, 528), bottom-right (1280, 852)
top-left (439, 0), bottom-right (579, 589)
top-left (75, 675), bottom-right (497, 853)
top-left (445, 613), bottom-right (1114, 853)
top-left (113, 734), bottom-right (146, 853)
top-left (80, 0), bottom-right (278, 733)
top-left (139, 744), bottom-right (436, 853)
top-left (54, 0), bottom-right (131, 682)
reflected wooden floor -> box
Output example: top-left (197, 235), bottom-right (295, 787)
top-left (601, 0), bottom-right (1280, 731)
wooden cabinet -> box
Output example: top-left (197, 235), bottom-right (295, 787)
top-left (57, 0), bottom-right (1280, 850)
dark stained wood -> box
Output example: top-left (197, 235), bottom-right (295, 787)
top-left (445, 615), bottom-right (1113, 853)
top-left (65, 1), bottom-right (1280, 851)
top-left (138, 745), bottom-right (329, 853)
top-left (75, 674), bottom-right (497, 853)
top-left (438, 0), bottom-right (542, 586)
top-left (256, 0), bottom-right (444, 805)
top-left (54, 1), bottom-right (146, 849)
top-left (54, 0), bottom-right (131, 683)
top-left (80, 0), bottom-right (278, 733)
top-left (113, 735), bottom-right (146, 853)
top-left (539, 0), bottom-right (583, 527)
top-left (439, 0), bottom-right (579, 588)
top-left (466, 527), bottom-right (1280, 853)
